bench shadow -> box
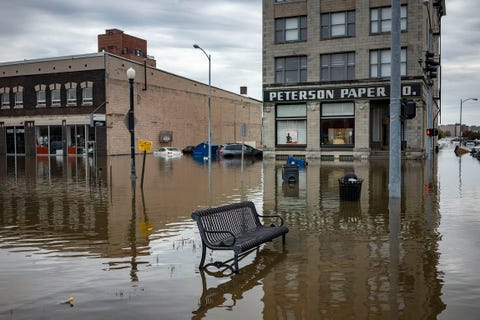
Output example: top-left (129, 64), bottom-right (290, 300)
top-left (191, 247), bottom-right (287, 319)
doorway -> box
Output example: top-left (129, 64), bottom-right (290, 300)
top-left (6, 126), bottom-right (25, 154)
top-left (370, 101), bottom-right (389, 150)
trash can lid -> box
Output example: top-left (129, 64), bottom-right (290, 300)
top-left (343, 172), bottom-right (357, 180)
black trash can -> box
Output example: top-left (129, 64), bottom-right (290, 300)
top-left (282, 164), bottom-right (299, 183)
top-left (338, 173), bottom-right (363, 201)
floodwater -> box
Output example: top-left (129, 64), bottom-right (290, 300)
top-left (0, 145), bottom-right (479, 320)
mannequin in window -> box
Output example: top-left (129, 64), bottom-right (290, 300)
top-left (333, 129), bottom-right (345, 144)
top-left (286, 132), bottom-right (292, 143)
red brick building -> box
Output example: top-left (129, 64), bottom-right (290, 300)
top-left (98, 29), bottom-right (156, 67)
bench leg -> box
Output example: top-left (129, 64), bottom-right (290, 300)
top-left (234, 252), bottom-right (239, 274)
top-left (199, 242), bottom-right (206, 270)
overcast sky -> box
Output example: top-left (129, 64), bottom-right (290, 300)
top-left (1, 0), bottom-right (479, 125)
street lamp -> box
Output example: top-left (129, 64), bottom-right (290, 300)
top-left (127, 67), bottom-right (137, 181)
top-left (460, 97), bottom-right (478, 143)
top-left (193, 44), bottom-right (212, 162)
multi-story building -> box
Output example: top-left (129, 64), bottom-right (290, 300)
top-left (0, 32), bottom-right (261, 156)
top-left (262, 0), bottom-right (445, 160)
top-left (438, 124), bottom-right (467, 138)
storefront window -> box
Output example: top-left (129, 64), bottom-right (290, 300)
top-left (321, 102), bottom-right (355, 146)
top-left (67, 125), bottom-right (87, 154)
top-left (276, 104), bottom-right (307, 145)
top-left (36, 126), bottom-right (49, 155)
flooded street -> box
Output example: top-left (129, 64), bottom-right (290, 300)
top-left (0, 146), bottom-right (479, 319)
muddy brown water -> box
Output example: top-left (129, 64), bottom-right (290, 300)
top-left (0, 145), bottom-right (479, 319)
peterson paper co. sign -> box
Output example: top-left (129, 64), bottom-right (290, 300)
top-left (263, 83), bottom-right (421, 103)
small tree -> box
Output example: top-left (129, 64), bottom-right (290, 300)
top-left (462, 130), bottom-right (480, 140)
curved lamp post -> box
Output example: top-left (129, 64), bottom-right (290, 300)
top-left (460, 97), bottom-right (478, 143)
top-left (193, 44), bottom-right (212, 163)
top-left (127, 67), bottom-right (137, 181)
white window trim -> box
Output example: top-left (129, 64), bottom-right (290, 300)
top-left (36, 90), bottom-right (46, 108)
top-left (67, 88), bottom-right (77, 106)
top-left (82, 87), bottom-right (93, 105)
top-left (51, 89), bottom-right (61, 107)
top-left (14, 91), bottom-right (23, 109)
top-left (1, 91), bottom-right (10, 109)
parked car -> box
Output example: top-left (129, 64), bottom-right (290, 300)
top-left (217, 143), bottom-right (263, 159)
top-left (153, 147), bottom-right (183, 157)
top-left (465, 141), bottom-right (476, 149)
top-left (470, 146), bottom-right (480, 156)
top-left (182, 145), bottom-right (195, 154)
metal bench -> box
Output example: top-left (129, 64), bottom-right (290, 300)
top-left (191, 201), bottom-right (288, 274)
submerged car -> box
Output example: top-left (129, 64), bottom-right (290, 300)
top-left (217, 143), bottom-right (262, 159)
top-left (182, 145), bottom-right (195, 154)
top-left (153, 147), bottom-right (183, 157)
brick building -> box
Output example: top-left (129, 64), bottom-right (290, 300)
top-left (262, 0), bottom-right (445, 160)
top-left (0, 51), bottom-right (261, 156)
top-left (98, 28), bottom-right (156, 68)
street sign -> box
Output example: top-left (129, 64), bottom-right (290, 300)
top-left (240, 123), bottom-right (247, 138)
top-left (138, 139), bottom-right (152, 152)
top-left (90, 113), bottom-right (106, 127)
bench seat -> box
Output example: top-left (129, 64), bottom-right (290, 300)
top-left (192, 201), bottom-right (288, 274)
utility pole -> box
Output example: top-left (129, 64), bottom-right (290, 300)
top-left (389, 0), bottom-right (401, 198)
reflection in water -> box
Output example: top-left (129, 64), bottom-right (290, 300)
top-left (261, 159), bottom-right (445, 319)
top-left (2, 150), bottom-right (477, 319)
top-left (129, 181), bottom-right (138, 282)
top-left (192, 248), bottom-right (286, 320)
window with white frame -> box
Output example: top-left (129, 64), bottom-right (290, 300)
top-left (81, 81), bottom-right (93, 105)
top-left (321, 52), bottom-right (355, 81)
top-left (321, 11), bottom-right (355, 39)
top-left (51, 89), bottom-right (61, 106)
top-left (14, 87), bottom-right (23, 108)
top-left (82, 87), bottom-right (92, 104)
top-left (67, 88), bottom-right (77, 105)
top-left (370, 48), bottom-right (406, 78)
top-left (49, 83), bottom-right (61, 107)
top-left (276, 104), bottom-right (307, 145)
top-left (275, 16), bottom-right (307, 43)
top-left (37, 90), bottom-right (46, 107)
top-left (35, 84), bottom-right (46, 108)
top-left (275, 56), bottom-right (307, 84)
top-left (65, 82), bottom-right (77, 106)
top-left (1, 89), bottom-right (10, 109)
top-left (370, 5), bottom-right (407, 34)
top-left (320, 102), bottom-right (355, 146)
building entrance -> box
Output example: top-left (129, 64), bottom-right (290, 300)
top-left (6, 126), bottom-right (25, 155)
top-left (370, 101), bottom-right (389, 150)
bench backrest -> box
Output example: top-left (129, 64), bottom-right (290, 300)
top-left (192, 201), bottom-right (262, 243)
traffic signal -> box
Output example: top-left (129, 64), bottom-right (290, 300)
top-left (426, 128), bottom-right (438, 136)
top-left (424, 51), bottom-right (439, 79)
top-left (401, 99), bottom-right (416, 120)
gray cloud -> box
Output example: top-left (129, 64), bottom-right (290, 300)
top-left (0, 0), bottom-right (478, 124)
top-left (440, 0), bottom-right (480, 125)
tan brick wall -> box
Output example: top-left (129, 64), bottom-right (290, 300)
top-left (274, 1), bottom-right (307, 17)
top-left (105, 55), bottom-right (262, 155)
